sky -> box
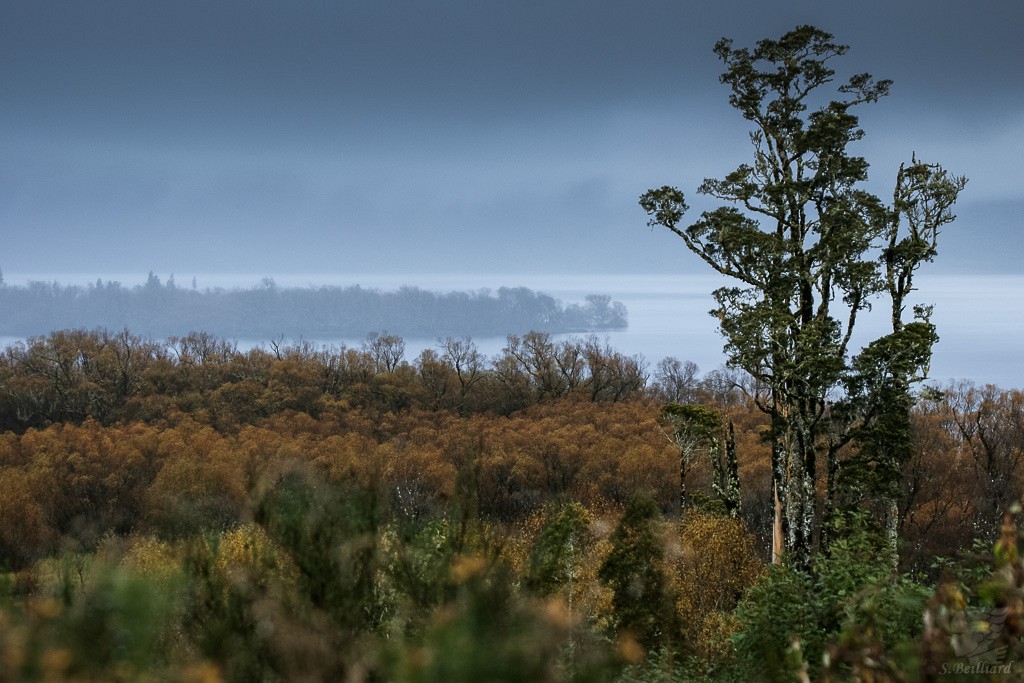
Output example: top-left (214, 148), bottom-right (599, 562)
top-left (1, 0), bottom-right (1022, 279)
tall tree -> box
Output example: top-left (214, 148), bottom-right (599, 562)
top-left (641, 26), bottom-right (965, 568)
top-left (660, 402), bottom-right (741, 516)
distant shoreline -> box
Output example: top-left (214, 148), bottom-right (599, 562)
top-left (0, 274), bottom-right (628, 339)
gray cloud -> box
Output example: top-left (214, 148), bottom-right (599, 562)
top-left (1, 0), bottom-right (1020, 276)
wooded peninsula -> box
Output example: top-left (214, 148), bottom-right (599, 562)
top-left (0, 274), bottom-right (628, 339)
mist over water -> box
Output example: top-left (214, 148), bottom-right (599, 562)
top-left (3, 271), bottom-right (1021, 389)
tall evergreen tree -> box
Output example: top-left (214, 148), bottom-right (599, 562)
top-left (641, 26), bottom-right (965, 568)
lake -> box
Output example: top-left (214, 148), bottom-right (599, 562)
top-left (2, 271), bottom-right (1021, 389)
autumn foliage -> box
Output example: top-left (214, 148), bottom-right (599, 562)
top-left (0, 330), bottom-right (1021, 680)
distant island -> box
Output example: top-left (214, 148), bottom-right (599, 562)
top-left (0, 273), bottom-right (628, 339)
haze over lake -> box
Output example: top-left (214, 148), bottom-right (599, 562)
top-left (4, 271), bottom-right (1021, 390)
top-left (4, 2), bottom-right (1019, 393)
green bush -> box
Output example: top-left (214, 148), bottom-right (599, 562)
top-left (732, 563), bottom-right (822, 680)
top-left (255, 472), bottom-right (390, 635)
top-left (598, 495), bottom-right (676, 654)
top-left (525, 502), bottom-right (590, 597)
top-left (732, 514), bottom-right (931, 681)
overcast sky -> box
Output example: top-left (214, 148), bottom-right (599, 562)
top-left (2, 0), bottom-right (1021, 279)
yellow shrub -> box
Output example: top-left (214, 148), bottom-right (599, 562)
top-left (214, 523), bottom-right (300, 596)
top-left (668, 511), bottom-right (764, 659)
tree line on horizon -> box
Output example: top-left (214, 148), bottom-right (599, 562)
top-left (0, 272), bottom-right (628, 339)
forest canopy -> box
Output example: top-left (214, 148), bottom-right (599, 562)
top-left (0, 274), bottom-right (628, 339)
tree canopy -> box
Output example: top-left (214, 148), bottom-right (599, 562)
top-left (641, 25), bottom-right (966, 568)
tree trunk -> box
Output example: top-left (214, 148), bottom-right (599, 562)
top-left (772, 480), bottom-right (784, 564)
top-left (723, 420), bottom-right (742, 516)
top-left (679, 448), bottom-right (688, 516)
top-left (885, 498), bottom-right (899, 571)
top-left (771, 413), bottom-right (789, 564)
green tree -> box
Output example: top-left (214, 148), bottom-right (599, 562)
top-left (598, 495), bottom-right (676, 653)
top-left (255, 473), bottom-right (387, 636)
top-left (524, 502), bottom-right (590, 597)
top-left (659, 403), bottom-right (740, 516)
top-left (641, 26), bottom-right (965, 569)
